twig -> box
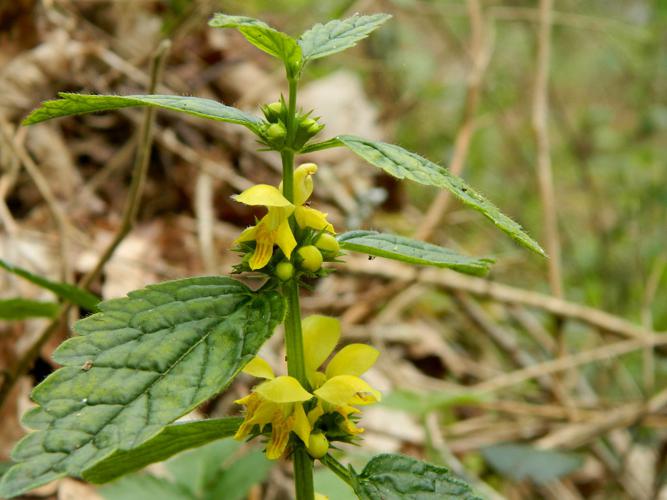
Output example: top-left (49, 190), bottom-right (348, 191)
top-left (195, 169), bottom-right (218, 273)
top-left (473, 335), bottom-right (667, 393)
top-left (536, 386), bottom-right (667, 450)
top-left (80, 40), bottom-right (171, 288)
top-left (415, 0), bottom-right (491, 241)
top-left (0, 40), bottom-right (171, 408)
top-left (641, 253), bottom-right (666, 392)
top-left (0, 119), bottom-right (73, 282)
top-left (424, 412), bottom-right (507, 500)
top-left (532, 0), bottom-right (563, 298)
top-left (342, 258), bottom-right (660, 341)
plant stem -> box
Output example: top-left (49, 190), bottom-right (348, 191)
top-left (294, 446), bottom-right (315, 500)
top-left (280, 73), bottom-right (314, 500)
top-left (283, 279), bottom-right (308, 387)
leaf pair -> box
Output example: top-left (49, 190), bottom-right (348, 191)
top-left (208, 13), bottom-right (392, 77)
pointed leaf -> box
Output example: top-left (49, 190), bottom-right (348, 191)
top-left (353, 454), bottom-right (481, 500)
top-left (299, 14), bottom-right (391, 62)
top-left (337, 230), bottom-right (494, 276)
top-left (0, 258), bottom-right (99, 311)
top-left (23, 94), bottom-right (263, 133)
top-left (0, 277), bottom-right (284, 498)
top-left (209, 14), bottom-right (301, 72)
top-left (83, 418), bottom-right (242, 484)
top-left (337, 136), bottom-right (546, 256)
top-left (0, 298), bottom-right (59, 320)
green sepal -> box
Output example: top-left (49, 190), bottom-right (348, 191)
top-left (0, 277), bottom-right (285, 498)
top-left (299, 13), bottom-right (391, 63)
top-left (209, 14), bottom-right (302, 78)
top-left (337, 135), bottom-right (546, 256)
top-left (337, 230), bottom-right (494, 276)
top-left (0, 258), bottom-right (99, 311)
top-left (23, 94), bottom-right (263, 134)
top-left (83, 417), bottom-right (243, 483)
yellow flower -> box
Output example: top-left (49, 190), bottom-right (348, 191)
top-left (282, 163), bottom-right (334, 233)
top-left (235, 357), bottom-right (313, 459)
top-left (301, 315), bottom-right (381, 434)
top-left (233, 185), bottom-right (296, 270)
top-left (232, 164), bottom-right (334, 270)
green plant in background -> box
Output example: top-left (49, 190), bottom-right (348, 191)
top-left (0, 12), bottom-right (544, 500)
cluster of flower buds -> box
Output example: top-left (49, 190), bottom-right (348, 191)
top-left (260, 99), bottom-right (325, 151)
top-left (232, 163), bottom-right (341, 282)
top-left (234, 316), bottom-right (381, 460)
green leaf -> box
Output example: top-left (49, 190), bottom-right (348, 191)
top-left (23, 94), bottom-right (263, 133)
top-left (0, 298), bottom-right (59, 320)
top-left (299, 13), bottom-right (391, 62)
top-left (481, 443), bottom-right (583, 484)
top-left (83, 418), bottom-right (242, 484)
top-left (353, 454), bottom-right (481, 500)
top-left (205, 449), bottom-right (273, 500)
top-left (381, 389), bottom-right (486, 416)
top-left (0, 277), bottom-right (285, 498)
top-left (100, 474), bottom-right (195, 500)
top-left (337, 135), bottom-right (546, 256)
top-left (337, 230), bottom-right (494, 276)
top-left (0, 258), bottom-right (99, 311)
top-left (209, 14), bottom-right (301, 73)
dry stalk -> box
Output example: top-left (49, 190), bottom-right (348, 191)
top-left (532, 0), bottom-right (562, 298)
top-left (0, 40), bottom-right (170, 408)
top-left (415, 0), bottom-right (492, 242)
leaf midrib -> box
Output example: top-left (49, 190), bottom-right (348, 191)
top-left (39, 292), bottom-right (255, 475)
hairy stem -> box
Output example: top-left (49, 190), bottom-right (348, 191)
top-left (280, 74), bottom-right (314, 500)
top-left (284, 279), bottom-right (308, 387)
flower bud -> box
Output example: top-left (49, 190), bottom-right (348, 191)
top-left (307, 122), bottom-right (323, 135)
top-left (300, 117), bottom-right (316, 129)
top-left (306, 432), bottom-right (329, 458)
top-left (315, 233), bottom-right (339, 254)
top-left (297, 245), bottom-right (323, 272)
top-left (275, 261), bottom-right (294, 281)
top-left (263, 101), bottom-right (283, 122)
top-left (267, 123), bottom-right (286, 140)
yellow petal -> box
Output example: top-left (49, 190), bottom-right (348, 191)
top-left (249, 240), bottom-right (273, 270)
top-left (325, 344), bottom-right (379, 379)
top-left (295, 206), bottom-right (335, 233)
top-left (302, 315), bottom-right (340, 376)
top-left (233, 184), bottom-right (293, 207)
top-left (242, 356), bottom-right (275, 379)
top-left (307, 403), bottom-right (324, 426)
top-left (255, 376), bottom-right (312, 403)
top-left (274, 218), bottom-right (297, 258)
top-left (235, 225), bottom-right (258, 244)
top-left (315, 494), bottom-right (329, 500)
top-left (314, 375), bottom-right (381, 407)
top-left (266, 411), bottom-right (293, 460)
top-left (293, 163), bottom-right (317, 206)
top-left (292, 403), bottom-right (311, 444)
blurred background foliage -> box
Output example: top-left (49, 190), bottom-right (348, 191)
top-left (1, 0), bottom-right (666, 498)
